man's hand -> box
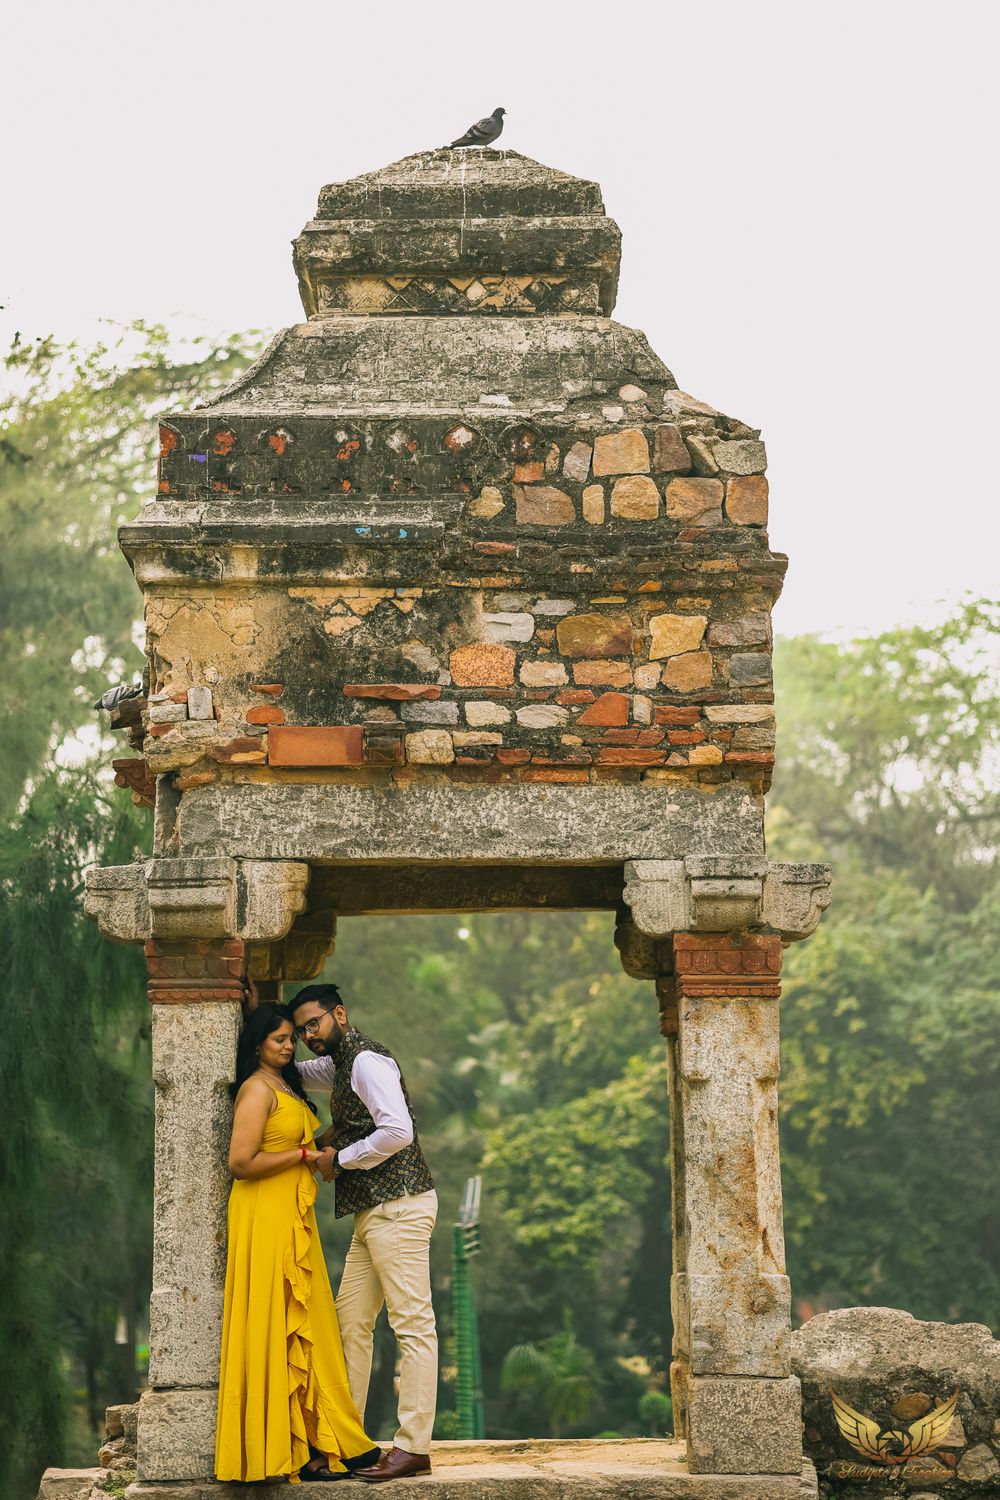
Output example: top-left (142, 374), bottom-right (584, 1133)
top-left (242, 974), bottom-right (261, 1012)
top-left (314, 1146), bottom-right (340, 1183)
top-left (315, 1125), bottom-right (335, 1149)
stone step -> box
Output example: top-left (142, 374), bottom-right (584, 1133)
top-left (125, 1439), bottom-right (818, 1499)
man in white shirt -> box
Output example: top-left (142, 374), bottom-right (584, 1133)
top-left (289, 983), bottom-right (438, 1484)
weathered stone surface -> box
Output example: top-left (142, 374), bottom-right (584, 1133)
top-left (556, 613), bottom-right (633, 658)
top-left (149, 1003), bottom-right (240, 1386)
top-left (405, 729), bottom-right (455, 764)
top-left (611, 474), bottom-right (660, 519)
top-left (467, 486), bottom-right (506, 519)
top-left (562, 441), bottom-right (593, 483)
top-left (578, 692), bottom-right (629, 727)
top-left (704, 705), bottom-right (774, 725)
top-left (519, 661), bottom-right (568, 687)
top-left (186, 686), bottom-right (214, 720)
top-left (582, 483), bottom-right (605, 523)
top-left (713, 440), bottom-right (766, 475)
top-left (662, 652), bottom-right (714, 691)
top-left (123, 1440), bottom-right (819, 1499)
top-left (401, 699), bottom-right (460, 724)
top-left (761, 864), bottom-right (832, 940)
top-left (532, 598), bottom-right (575, 616)
top-left (707, 614), bottom-right (770, 647)
top-left (483, 612), bottom-right (535, 643)
top-left (725, 475), bottom-right (769, 526)
top-left (681, 1376), bottom-right (804, 1475)
top-left (177, 781), bottom-right (765, 864)
top-left (791, 1308), bottom-right (1000, 1484)
top-left (137, 1387), bottom-right (218, 1482)
top-left (653, 424), bottom-right (691, 473)
top-left (465, 700), bottom-right (512, 726)
top-left (573, 660), bottom-right (634, 687)
top-left (514, 485), bottom-right (574, 526)
top-left (728, 654), bottom-right (772, 687)
top-left (665, 478), bottom-right (725, 523)
top-left (674, 1273), bottom-right (791, 1376)
top-left (84, 862), bottom-right (151, 943)
top-left (149, 701), bottom-right (187, 724)
top-left (958, 1444), bottom-right (999, 1481)
top-left (593, 427), bottom-right (650, 475)
top-left (36, 1471), bottom-right (100, 1500)
top-left (450, 643), bottom-right (516, 687)
top-left (515, 704), bottom-right (570, 729)
top-left (649, 614), bottom-right (708, 661)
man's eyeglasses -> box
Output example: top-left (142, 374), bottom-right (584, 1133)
top-left (293, 1013), bottom-right (329, 1042)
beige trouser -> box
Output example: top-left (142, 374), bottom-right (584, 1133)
top-left (336, 1189), bottom-right (438, 1454)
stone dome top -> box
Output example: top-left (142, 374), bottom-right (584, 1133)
top-left (293, 148), bottom-right (621, 319)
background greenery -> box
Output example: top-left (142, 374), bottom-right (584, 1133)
top-left (1, 329), bottom-right (997, 1498)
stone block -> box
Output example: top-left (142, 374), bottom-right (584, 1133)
top-left (665, 478), bottom-right (725, 523)
top-left (149, 1003), bottom-right (241, 1385)
top-left (514, 485), bottom-right (574, 525)
top-left (683, 1375), bottom-right (804, 1474)
top-left (707, 614), bottom-right (770, 647)
top-left (483, 612), bottom-right (535, 642)
top-left (245, 704), bottom-right (284, 725)
top-left (450, 643), bottom-right (516, 686)
top-left (729, 655), bottom-right (772, 686)
top-left (36, 1470), bottom-right (100, 1500)
top-left (267, 725), bottom-right (364, 766)
top-left (519, 661), bottom-right (568, 687)
top-left (84, 861), bottom-right (152, 944)
top-left (674, 1272), bottom-right (792, 1376)
top-left (400, 699), bottom-right (460, 724)
top-left (662, 652), bottom-right (714, 692)
top-left (611, 474), bottom-right (660, 519)
top-left (686, 435), bottom-right (721, 474)
top-left (556, 613), bottom-right (633, 658)
top-left (344, 683), bottom-right (441, 700)
top-left (465, 700), bottom-right (512, 726)
top-left (725, 475), bottom-right (769, 526)
top-left (516, 705), bottom-right (569, 729)
top-left (582, 483), bottom-right (605, 523)
top-left (761, 864), bottom-right (832, 940)
top-left (146, 857), bottom-right (236, 942)
top-left (467, 486), bottom-right (505, 519)
top-left (186, 686), bottom-right (214, 720)
top-left (791, 1307), bottom-right (1000, 1483)
top-left (593, 428), bottom-right (650, 475)
top-left (714, 439), bottom-right (767, 474)
top-left (573, 660), bottom-right (634, 687)
top-left (649, 614), bottom-right (708, 661)
top-left (137, 1387), bottom-right (218, 1482)
top-left (532, 598), bottom-right (575, 616)
top-left (149, 701), bottom-right (187, 724)
top-left (405, 729), bottom-right (455, 764)
top-left (652, 424), bottom-right (691, 473)
top-left (704, 705), bottom-right (774, 724)
top-left (562, 441), bottom-right (592, 483)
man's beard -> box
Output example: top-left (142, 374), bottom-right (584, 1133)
top-left (312, 1020), bottom-right (344, 1056)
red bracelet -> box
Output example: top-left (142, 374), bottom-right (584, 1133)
top-left (299, 1147), bottom-right (308, 1162)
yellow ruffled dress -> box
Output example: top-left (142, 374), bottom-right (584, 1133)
top-left (215, 1089), bottom-right (373, 1483)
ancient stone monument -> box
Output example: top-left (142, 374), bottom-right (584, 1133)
top-left (84, 148), bottom-right (832, 1497)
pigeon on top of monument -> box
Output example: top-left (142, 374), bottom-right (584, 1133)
top-left (92, 680), bottom-right (143, 712)
top-left (448, 107), bottom-right (506, 148)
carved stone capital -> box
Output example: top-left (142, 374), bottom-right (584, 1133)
top-left (85, 857), bottom-right (312, 947)
top-left (761, 862), bottom-right (832, 941)
top-left (83, 862), bottom-right (152, 944)
top-left (613, 910), bottom-right (672, 980)
top-left (674, 931), bottom-right (783, 1000)
top-left (145, 936), bottom-right (246, 1005)
top-left (621, 857), bottom-right (831, 943)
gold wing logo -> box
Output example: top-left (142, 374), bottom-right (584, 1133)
top-left (830, 1388), bottom-right (959, 1466)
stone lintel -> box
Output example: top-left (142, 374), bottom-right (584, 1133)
top-left (313, 862), bottom-right (625, 914)
top-left (175, 781), bottom-right (764, 865)
top-left (622, 858), bottom-right (831, 943)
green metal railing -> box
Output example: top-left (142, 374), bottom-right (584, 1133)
top-left (451, 1175), bottom-right (486, 1438)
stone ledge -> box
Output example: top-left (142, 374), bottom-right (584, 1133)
top-left (121, 1440), bottom-right (817, 1498)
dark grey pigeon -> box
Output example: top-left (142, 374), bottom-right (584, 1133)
top-left (448, 107), bottom-right (506, 148)
top-left (93, 681), bottom-right (143, 712)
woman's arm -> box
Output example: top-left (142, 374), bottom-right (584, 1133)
top-left (228, 1079), bottom-right (323, 1180)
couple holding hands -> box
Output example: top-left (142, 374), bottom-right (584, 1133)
top-left (214, 982), bottom-right (438, 1485)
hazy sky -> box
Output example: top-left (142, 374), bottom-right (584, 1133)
top-left (3, 1), bottom-right (997, 638)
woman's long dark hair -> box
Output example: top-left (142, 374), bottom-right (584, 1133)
top-left (229, 1002), bottom-right (318, 1114)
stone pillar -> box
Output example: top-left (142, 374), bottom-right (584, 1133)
top-left (84, 854), bottom-right (331, 1483)
top-left (619, 857), bottom-right (832, 1477)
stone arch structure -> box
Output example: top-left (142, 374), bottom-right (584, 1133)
top-left (87, 148), bottom-right (830, 1496)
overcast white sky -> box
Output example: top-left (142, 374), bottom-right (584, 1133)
top-left (3, 0), bottom-right (997, 638)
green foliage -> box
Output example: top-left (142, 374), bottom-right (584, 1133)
top-left (637, 1390), bottom-right (673, 1437)
top-left (500, 1317), bottom-right (601, 1437)
top-left (0, 323), bottom-right (262, 817)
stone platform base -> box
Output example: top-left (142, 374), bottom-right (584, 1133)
top-left (123, 1438), bottom-right (818, 1499)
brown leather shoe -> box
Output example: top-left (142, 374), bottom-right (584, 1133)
top-left (355, 1446), bottom-right (431, 1482)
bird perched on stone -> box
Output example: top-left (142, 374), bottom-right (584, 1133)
top-left (447, 108), bottom-right (505, 148)
top-left (93, 681), bottom-right (143, 712)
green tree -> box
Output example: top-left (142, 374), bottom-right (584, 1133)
top-left (500, 1317), bottom-right (601, 1437)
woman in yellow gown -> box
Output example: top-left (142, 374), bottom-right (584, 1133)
top-left (215, 1002), bottom-right (380, 1483)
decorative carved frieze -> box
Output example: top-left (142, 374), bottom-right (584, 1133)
top-left (145, 936), bottom-right (246, 1005)
top-left (674, 932), bottom-right (783, 999)
top-left (622, 857), bottom-right (831, 943)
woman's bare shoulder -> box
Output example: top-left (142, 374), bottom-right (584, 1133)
top-left (235, 1074), bottom-right (277, 1107)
